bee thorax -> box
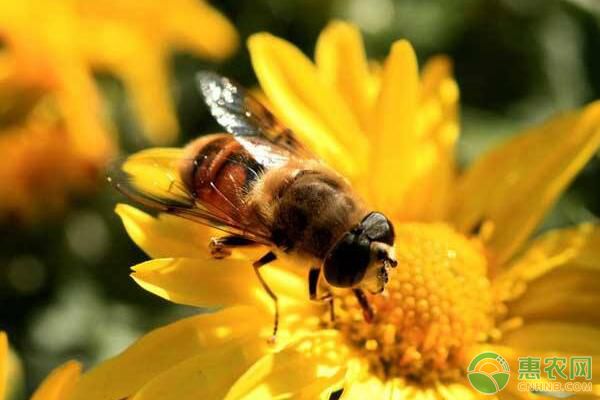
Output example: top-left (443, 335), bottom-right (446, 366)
top-left (266, 167), bottom-right (365, 258)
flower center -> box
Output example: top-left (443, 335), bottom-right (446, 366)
top-left (330, 223), bottom-right (495, 383)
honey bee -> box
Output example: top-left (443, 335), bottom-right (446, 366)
top-left (111, 71), bottom-right (397, 338)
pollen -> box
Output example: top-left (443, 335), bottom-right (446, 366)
top-left (330, 223), bottom-right (495, 383)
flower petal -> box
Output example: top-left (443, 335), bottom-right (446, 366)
top-left (396, 56), bottom-right (460, 221)
top-left (369, 40), bottom-right (425, 216)
top-left (334, 359), bottom-right (390, 400)
top-left (496, 224), bottom-right (600, 324)
top-left (117, 147), bottom-right (187, 201)
top-left (224, 331), bottom-right (347, 400)
top-left (117, 40), bottom-right (179, 145)
top-left (163, 0), bottom-right (238, 61)
top-left (435, 382), bottom-right (487, 400)
top-left (493, 223), bottom-right (594, 294)
top-left (315, 21), bottom-right (371, 131)
top-left (501, 322), bottom-right (600, 356)
top-left (0, 332), bottom-right (6, 400)
top-left (451, 101), bottom-right (600, 265)
top-left (131, 257), bottom-right (307, 312)
top-left (88, 0), bottom-right (237, 145)
top-left (340, 379), bottom-right (386, 400)
top-left (130, 337), bottom-right (266, 400)
top-left (248, 33), bottom-right (368, 181)
top-left (507, 267), bottom-right (600, 325)
top-left (116, 203), bottom-right (245, 259)
top-left (31, 360), bottom-right (81, 400)
top-left (294, 370), bottom-right (346, 400)
top-left (69, 306), bottom-right (267, 400)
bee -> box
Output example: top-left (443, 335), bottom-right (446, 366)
top-left (111, 71), bottom-right (397, 338)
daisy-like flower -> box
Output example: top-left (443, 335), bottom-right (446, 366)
top-left (0, 95), bottom-right (100, 221)
top-left (78, 21), bottom-right (600, 399)
top-left (1, 331), bottom-right (81, 400)
top-left (0, 0), bottom-right (237, 220)
top-left (0, 0), bottom-right (238, 147)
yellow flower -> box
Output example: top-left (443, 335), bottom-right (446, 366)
top-left (0, 0), bottom-right (237, 146)
top-left (0, 332), bottom-right (5, 400)
top-left (0, 0), bottom-right (237, 220)
top-left (1, 331), bottom-right (81, 400)
top-left (80, 21), bottom-right (600, 399)
top-left (0, 98), bottom-right (98, 221)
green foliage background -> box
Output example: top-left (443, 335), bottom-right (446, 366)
top-left (1, 0), bottom-right (599, 396)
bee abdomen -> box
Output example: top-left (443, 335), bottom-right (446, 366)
top-left (180, 134), bottom-right (264, 218)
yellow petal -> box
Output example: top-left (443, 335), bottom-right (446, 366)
top-left (340, 378), bottom-right (386, 400)
top-left (397, 56), bottom-right (459, 221)
top-left (506, 267), bottom-right (600, 324)
top-left (494, 224), bottom-right (594, 297)
top-left (31, 360), bottom-right (81, 400)
top-left (81, 22), bottom-right (177, 144)
top-left (116, 203), bottom-right (225, 259)
top-left (435, 382), bottom-right (486, 400)
top-left (57, 65), bottom-right (116, 165)
top-left (80, 0), bottom-right (238, 145)
top-left (295, 368), bottom-right (346, 400)
top-left (496, 391), bottom-right (524, 400)
top-left (496, 224), bottom-right (600, 323)
top-left (163, 0), bottom-right (238, 61)
top-left (131, 257), bottom-right (306, 312)
top-left (315, 21), bottom-right (371, 130)
top-left (118, 42), bottom-right (179, 145)
top-left (0, 332), bottom-right (6, 400)
top-left (224, 331), bottom-right (347, 400)
top-left (117, 147), bottom-right (188, 202)
top-left (501, 322), bottom-right (600, 356)
top-left (248, 33), bottom-right (368, 181)
top-left (69, 307), bottom-right (266, 400)
top-left (115, 204), bottom-right (266, 261)
top-left (369, 40), bottom-right (424, 216)
top-left (420, 56), bottom-right (458, 106)
top-left (451, 101), bottom-right (600, 265)
top-left (130, 337), bottom-right (266, 400)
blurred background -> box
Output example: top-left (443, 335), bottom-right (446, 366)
top-left (1, 0), bottom-right (599, 397)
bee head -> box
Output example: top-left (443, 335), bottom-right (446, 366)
top-left (322, 212), bottom-right (397, 293)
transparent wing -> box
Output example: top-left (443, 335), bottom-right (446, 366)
top-left (108, 147), bottom-right (273, 244)
top-left (196, 70), bottom-right (314, 159)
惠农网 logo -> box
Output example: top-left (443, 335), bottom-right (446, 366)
top-left (467, 351), bottom-right (511, 394)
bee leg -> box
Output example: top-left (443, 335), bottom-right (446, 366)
top-left (352, 288), bottom-right (374, 323)
top-left (209, 235), bottom-right (256, 259)
top-left (252, 251), bottom-right (279, 342)
top-left (323, 292), bottom-right (335, 323)
top-left (308, 266), bottom-right (320, 300)
top-left (308, 267), bottom-right (335, 323)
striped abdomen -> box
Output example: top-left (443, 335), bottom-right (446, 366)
top-left (180, 134), bottom-right (264, 221)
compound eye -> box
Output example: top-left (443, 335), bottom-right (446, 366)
top-left (323, 232), bottom-right (370, 288)
top-left (361, 212), bottom-right (395, 245)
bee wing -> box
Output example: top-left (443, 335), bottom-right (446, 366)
top-left (108, 147), bottom-right (273, 244)
top-left (196, 71), bottom-right (314, 159)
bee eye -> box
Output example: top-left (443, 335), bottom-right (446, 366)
top-left (323, 232), bottom-right (370, 288)
top-left (360, 212), bottom-right (395, 245)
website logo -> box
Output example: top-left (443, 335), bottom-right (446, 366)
top-left (467, 352), bottom-right (593, 396)
top-left (467, 351), bottom-right (511, 394)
